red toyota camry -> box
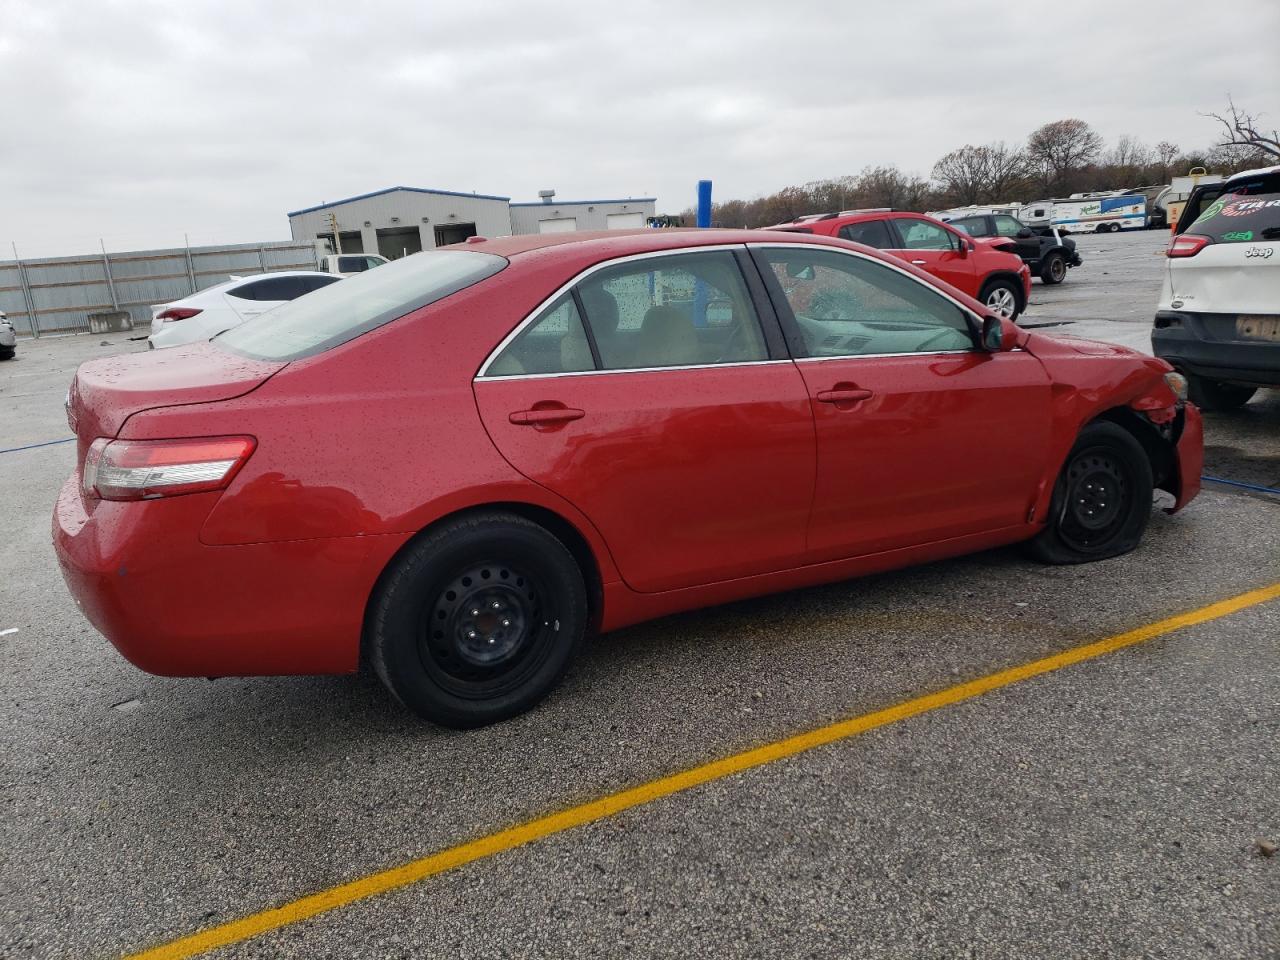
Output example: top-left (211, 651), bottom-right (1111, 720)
top-left (54, 229), bottom-right (1202, 727)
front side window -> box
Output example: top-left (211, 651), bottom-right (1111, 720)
top-left (217, 250), bottom-right (506, 361)
top-left (838, 219), bottom-right (894, 248)
top-left (948, 216), bottom-right (988, 237)
top-left (576, 251), bottom-right (768, 370)
top-left (891, 218), bottom-right (957, 251)
top-left (994, 215), bottom-right (1024, 237)
top-left (757, 247), bottom-right (974, 358)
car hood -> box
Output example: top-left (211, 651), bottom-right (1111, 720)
top-left (68, 341), bottom-right (285, 453)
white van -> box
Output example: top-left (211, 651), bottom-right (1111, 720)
top-left (1152, 164), bottom-right (1280, 409)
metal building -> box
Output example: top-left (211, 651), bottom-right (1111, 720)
top-left (509, 195), bottom-right (656, 234)
top-left (287, 187), bottom-right (659, 256)
top-left (287, 187), bottom-right (513, 259)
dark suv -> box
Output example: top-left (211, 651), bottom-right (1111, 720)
top-left (942, 213), bottom-right (1082, 284)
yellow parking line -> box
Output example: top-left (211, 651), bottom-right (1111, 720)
top-left (124, 581), bottom-right (1280, 960)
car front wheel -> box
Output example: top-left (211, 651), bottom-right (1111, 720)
top-left (982, 279), bottom-right (1021, 321)
top-left (1027, 422), bottom-right (1154, 564)
top-left (369, 511), bottom-right (588, 727)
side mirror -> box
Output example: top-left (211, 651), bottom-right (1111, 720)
top-left (979, 315), bottom-right (1016, 352)
top-left (956, 238), bottom-right (970, 257)
top-left (1017, 227), bottom-right (1034, 239)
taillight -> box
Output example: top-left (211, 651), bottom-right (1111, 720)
top-left (157, 308), bottom-right (203, 323)
top-left (1167, 235), bottom-right (1210, 258)
top-left (82, 436), bottom-right (255, 501)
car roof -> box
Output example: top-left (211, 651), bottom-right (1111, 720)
top-left (1223, 162), bottom-right (1280, 185)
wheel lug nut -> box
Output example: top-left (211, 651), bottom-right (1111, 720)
top-left (491, 601), bottom-right (502, 610)
top-left (466, 630), bottom-right (477, 640)
top-left (470, 608), bottom-right (480, 617)
top-left (502, 619), bottom-right (511, 627)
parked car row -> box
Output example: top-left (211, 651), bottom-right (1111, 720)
top-left (933, 211), bottom-right (1082, 285)
top-left (57, 228), bottom-right (1200, 727)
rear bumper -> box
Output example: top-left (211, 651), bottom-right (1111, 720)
top-left (52, 477), bottom-right (405, 676)
top-left (1153, 311), bottom-right (1280, 387)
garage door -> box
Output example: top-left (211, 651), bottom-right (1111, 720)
top-left (538, 218), bottom-right (578, 233)
top-left (606, 212), bottom-right (647, 229)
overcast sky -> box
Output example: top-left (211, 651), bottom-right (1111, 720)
top-left (2, 0), bottom-right (1275, 257)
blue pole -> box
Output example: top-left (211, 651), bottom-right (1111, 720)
top-left (696, 180), bottom-right (712, 228)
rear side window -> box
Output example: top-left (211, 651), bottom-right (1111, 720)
top-left (1185, 172), bottom-right (1280, 243)
top-left (338, 256), bottom-right (369, 273)
top-left (297, 275), bottom-right (341, 295)
top-left (838, 219), bottom-right (894, 248)
top-left (217, 250), bottom-right (506, 361)
top-left (892, 218), bottom-right (957, 251)
top-left (228, 276), bottom-right (305, 301)
top-left (486, 296), bottom-right (593, 376)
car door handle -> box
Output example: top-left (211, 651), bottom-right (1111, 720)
top-left (815, 388), bottom-right (873, 404)
top-left (509, 407), bottom-right (585, 426)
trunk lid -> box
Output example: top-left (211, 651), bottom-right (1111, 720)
top-left (68, 342), bottom-right (284, 457)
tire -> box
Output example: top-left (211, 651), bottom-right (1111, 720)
top-left (1040, 252), bottom-right (1067, 285)
top-left (0, 348), bottom-right (14, 361)
top-left (368, 511), bottom-right (588, 728)
top-left (1109, 223), bottom-right (1122, 233)
top-left (1027, 422), bottom-right (1154, 564)
top-left (1186, 374), bottom-right (1256, 412)
top-left (981, 278), bottom-right (1021, 322)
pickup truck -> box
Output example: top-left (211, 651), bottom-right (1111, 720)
top-left (320, 253), bottom-right (389, 277)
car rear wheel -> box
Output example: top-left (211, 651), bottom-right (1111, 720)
top-left (0, 348), bottom-right (14, 361)
top-left (369, 511), bottom-right (588, 727)
top-left (981, 279), bottom-right (1021, 321)
top-left (1027, 422), bottom-right (1153, 564)
top-left (1040, 252), bottom-right (1068, 284)
top-left (1186, 374), bottom-right (1257, 412)
top-left (1109, 223), bottom-right (1122, 233)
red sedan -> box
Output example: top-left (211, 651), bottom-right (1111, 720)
top-left (54, 229), bottom-right (1202, 727)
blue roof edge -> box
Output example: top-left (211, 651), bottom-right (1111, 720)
top-left (288, 185), bottom-right (512, 217)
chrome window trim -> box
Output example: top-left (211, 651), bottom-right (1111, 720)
top-left (475, 239), bottom-right (999, 380)
top-left (478, 359), bottom-right (792, 382)
top-left (793, 349), bottom-right (974, 363)
top-left (475, 244), bottom-right (757, 379)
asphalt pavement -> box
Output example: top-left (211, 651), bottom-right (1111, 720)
top-left (1, 239), bottom-right (1278, 960)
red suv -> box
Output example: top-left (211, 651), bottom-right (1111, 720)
top-left (764, 210), bottom-right (1032, 321)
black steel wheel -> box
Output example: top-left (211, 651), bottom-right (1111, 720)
top-left (1027, 422), bottom-right (1153, 564)
top-left (369, 512), bottom-right (588, 727)
top-left (1041, 252), bottom-right (1067, 285)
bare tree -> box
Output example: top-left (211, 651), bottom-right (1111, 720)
top-left (931, 142), bottom-right (1028, 206)
top-left (1027, 119), bottom-right (1104, 194)
top-left (1207, 98), bottom-right (1280, 160)
top-left (1154, 141), bottom-right (1180, 183)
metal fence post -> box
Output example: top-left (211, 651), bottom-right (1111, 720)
top-left (184, 234), bottom-right (197, 293)
top-left (100, 240), bottom-right (120, 310)
top-left (258, 247), bottom-right (268, 272)
top-left (11, 242), bottom-right (39, 338)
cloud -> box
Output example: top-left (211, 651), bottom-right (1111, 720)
top-left (1, 0), bottom-right (1275, 256)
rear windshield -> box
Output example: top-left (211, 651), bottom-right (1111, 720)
top-left (216, 250), bottom-right (506, 361)
top-left (1184, 171), bottom-right (1280, 243)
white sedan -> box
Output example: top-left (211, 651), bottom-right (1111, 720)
top-left (149, 271), bottom-right (341, 349)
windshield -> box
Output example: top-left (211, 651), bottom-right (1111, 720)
top-left (1183, 171), bottom-right (1280, 243)
top-left (216, 250), bottom-right (507, 361)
